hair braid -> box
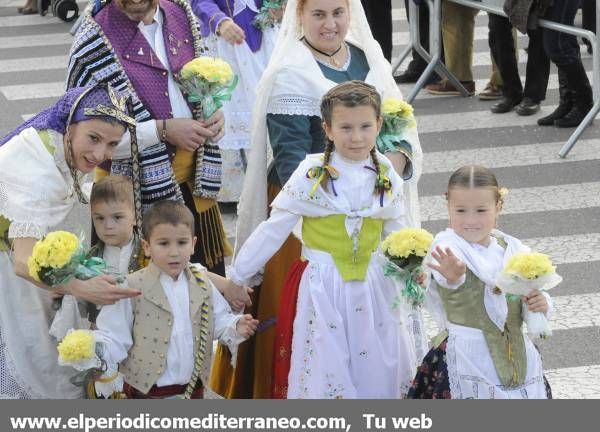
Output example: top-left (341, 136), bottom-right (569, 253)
top-left (320, 138), bottom-right (335, 191)
top-left (370, 147), bottom-right (381, 193)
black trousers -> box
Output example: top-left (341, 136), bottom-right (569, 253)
top-left (543, 0), bottom-right (583, 66)
top-left (361, 0), bottom-right (393, 61)
top-left (582, 0), bottom-right (596, 34)
top-left (488, 14), bottom-right (550, 102)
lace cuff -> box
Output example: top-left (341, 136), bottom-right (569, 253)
top-left (267, 94), bottom-right (321, 117)
top-left (8, 222), bottom-right (45, 240)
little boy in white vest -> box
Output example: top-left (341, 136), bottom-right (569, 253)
top-left (94, 200), bottom-right (258, 399)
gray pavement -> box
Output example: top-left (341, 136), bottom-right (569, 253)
top-left (0, 0), bottom-right (598, 398)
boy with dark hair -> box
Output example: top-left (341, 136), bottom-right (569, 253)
top-left (93, 200), bottom-right (258, 399)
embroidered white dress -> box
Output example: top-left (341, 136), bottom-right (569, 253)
top-left (0, 128), bottom-right (90, 398)
top-left (204, 1), bottom-right (279, 202)
top-left (230, 152), bottom-right (419, 398)
top-left (425, 229), bottom-right (552, 399)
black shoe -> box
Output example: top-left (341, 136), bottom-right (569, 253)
top-left (554, 105), bottom-right (593, 128)
top-left (538, 101), bottom-right (573, 125)
top-left (515, 97), bottom-right (540, 116)
top-left (553, 62), bottom-right (594, 128)
top-left (394, 69), bottom-right (423, 84)
top-left (538, 67), bottom-right (574, 126)
top-left (491, 96), bottom-right (521, 114)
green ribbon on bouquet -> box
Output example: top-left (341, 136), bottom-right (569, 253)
top-left (384, 259), bottom-right (427, 308)
top-left (184, 75), bottom-right (239, 119)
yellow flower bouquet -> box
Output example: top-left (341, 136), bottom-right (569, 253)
top-left (496, 252), bottom-right (562, 338)
top-left (376, 98), bottom-right (417, 154)
top-left (57, 329), bottom-right (102, 371)
top-left (28, 231), bottom-right (119, 339)
top-left (381, 228), bottom-right (433, 307)
top-left (27, 231), bottom-right (109, 287)
top-left (177, 57), bottom-right (238, 198)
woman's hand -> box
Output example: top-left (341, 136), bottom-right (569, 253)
top-left (199, 109), bottom-right (225, 142)
top-left (427, 246), bottom-right (466, 285)
top-left (223, 280), bottom-right (253, 312)
top-left (523, 289), bottom-right (549, 314)
top-left (162, 116), bottom-right (222, 151)
top-left (218, 19), bottom-right (245, 45)
top-left (64, 276), bottom-right (141, 305)
top-left (268, 7), bottom-right (284, 22)
top-left (385, 151), bottom-right (408, 177)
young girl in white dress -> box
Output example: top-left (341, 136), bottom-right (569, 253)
top-left (408, 165), bottom-right (554, 399)
top-left (229, 81), bottom-right (418, 398)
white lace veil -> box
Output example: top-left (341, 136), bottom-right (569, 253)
top-left (235, 0), bottom-right (423, 255)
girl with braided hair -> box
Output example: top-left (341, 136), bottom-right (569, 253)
top-left (228, 81), bottom-right (419, 398)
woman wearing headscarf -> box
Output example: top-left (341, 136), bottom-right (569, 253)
top-left (0, 85), bottom-right (140, 399)
top-left (211, 0), bottom-right (424, 398)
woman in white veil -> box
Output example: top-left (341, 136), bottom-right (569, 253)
top-left (211, 0), bottom-right (424, 398)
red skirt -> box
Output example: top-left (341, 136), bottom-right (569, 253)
top-left (271, 258), bottom-right (309, 399)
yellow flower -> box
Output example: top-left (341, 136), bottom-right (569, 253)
top-left (28, 231), bottom-right (79, 280)
top-left (57, 330), bottom-right (95, 362)
top-left (504, 252), bottom-right (556, 279)
top-left (381, 228), bottom-right (433, 258)
top-left (180, 57), bottom-right (234, 85)
top-left (382, 98), bottom-right (414, 117)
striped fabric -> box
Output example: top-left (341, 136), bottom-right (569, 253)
top-left (66, 0), bottom-right (222, 207)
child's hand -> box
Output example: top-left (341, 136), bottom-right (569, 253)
top-left (413, 270), bottom-right (427, 288)
top-left (236, 314), bottom-right (259, 339)
top-left (222, 280), bottom-right (253, 312)
top-left (523, 289), bottom-right (549, 314)
top-left (427, 246), bottom-right (466, 285)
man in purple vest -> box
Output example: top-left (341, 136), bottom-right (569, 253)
top-left (67, 0), bottom-right (232, 276)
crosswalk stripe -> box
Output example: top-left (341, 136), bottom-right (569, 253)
top-left (399, 70), bottom-right (594, 101)
top-left (414, 100), bottom-right (585, 132)
top-left (0, 14), bottom-right (64, 27)
top-left (551, 293), bottom-right (600, 331)
top-left (525, 233), bottom-right (600, 266)
top-left (1, 82), bottom-right (65, 101)
top-left (423, 140), bottom-right (600, 175)
top-left (545, 365), bottom-right (600, 399)
top-left (420, 182), bottom-right (600, 221)
top-left (0, 56), bottom-right (68, 73)
top-left (419, 181), bottom-right (600, 221)
top-left (0, 33), bottom-right (72, 50)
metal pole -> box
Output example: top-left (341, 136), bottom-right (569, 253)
top-left (406, 0), bottom-right (469, 102)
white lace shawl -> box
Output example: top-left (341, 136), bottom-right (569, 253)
top-left (425, 229), bottom-right (530, 332)
top-left (235, 0), bottom-right (423, 256)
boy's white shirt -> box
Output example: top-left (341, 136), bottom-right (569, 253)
top-left (94, 265), bottom-right (245, 387)
top-left (102, 236), bottom-right (134, 275)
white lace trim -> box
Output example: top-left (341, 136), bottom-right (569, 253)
top-left (266, 94), bottom-right (321, 117)
top-left (7, 222), bottom-right (45, 240)
top-left (446, 333), bottom-right (462, 399)
top-left (0, 325), bottom-right (38, 399)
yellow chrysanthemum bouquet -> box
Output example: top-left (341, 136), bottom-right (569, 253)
top-left (177, 57), bottom-right (238, 198)
top-left (28, 231), bottom-right (117, 340)
top-left (57, 329), bottom-right (101, 370)
top-left (57, 329), bottom-right (123, 397)
top-left (381, 228), bottom-right (433, 307)
top-left (376, 98), bottom-right (417, 153)
top-left (495, 252), bottom-right (562, 338)
top-left (27, 231), bottom-right (109, 287)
